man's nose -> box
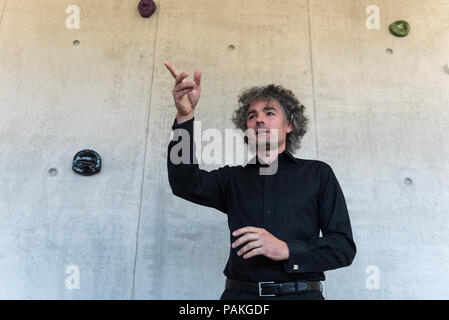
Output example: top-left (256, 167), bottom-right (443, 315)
top-left (256, 114), bottom-right (265, 124)
top-left (256, 120), bottom-right (265, 128)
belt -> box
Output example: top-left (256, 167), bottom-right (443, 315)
top-left (225, 278), bottom-right (323, 297)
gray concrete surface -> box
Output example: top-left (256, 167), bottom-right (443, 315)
top-left (0, 0), bottom-right (448, 299)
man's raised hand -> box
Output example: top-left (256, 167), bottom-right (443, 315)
top-left (163, 60), bottom-right (202, 121)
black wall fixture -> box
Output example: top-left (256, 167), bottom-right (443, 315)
top-left (389, 20), bottom-right (410, 37)
top-left (138, 0), bottom-right (156, 18)
top-left (72, 149), bottom-right (102, 176)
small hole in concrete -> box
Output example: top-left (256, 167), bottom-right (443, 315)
top-left (404, 177), bottom-right (413, 185)
top-left (73, 40), bottom-right (80, 46)
top-left (228, 44), bottom-right (235, 51)
top-left (48, 168), bottom-right (58, 177)
top-left (386, 48), bottom-right (393, 55)
top-left (444, 63), bottom-right (449, 74)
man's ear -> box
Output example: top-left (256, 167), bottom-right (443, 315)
top-left (285, 118), bottom-right (293, 134)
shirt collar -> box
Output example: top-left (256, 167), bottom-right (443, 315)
top-left (246, 149), bottom-right (301, 167)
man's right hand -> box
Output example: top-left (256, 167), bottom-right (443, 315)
top-left (163, 60), bottom-right (202, 123)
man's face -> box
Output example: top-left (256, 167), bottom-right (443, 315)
top-left (246, 99), bottom-right (292, 152)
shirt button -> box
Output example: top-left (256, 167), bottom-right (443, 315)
top-left (293, 265), bottom-right (299, 271)
top-left (265, 209), bottom-right (272, 214)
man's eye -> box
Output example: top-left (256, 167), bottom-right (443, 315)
top-left (248, 115), bottom-right (255, 120)
top-left (267, 112), bottom-right (274, 116)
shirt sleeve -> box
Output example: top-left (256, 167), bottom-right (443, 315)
top-left (283, 162), bottom-right (356, 273)
top-left (167, 117), bottom-right (229, 214)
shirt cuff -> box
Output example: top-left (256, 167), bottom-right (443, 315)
top-left (283, 239), bottom-right (309, 273)
top-left (172, 117), bottom-right (195, 130)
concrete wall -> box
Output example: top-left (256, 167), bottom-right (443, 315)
top-left (0, 0), bottom-right (448, 299)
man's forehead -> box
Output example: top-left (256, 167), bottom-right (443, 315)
top-left (247, 99), bottom-right (281, 113)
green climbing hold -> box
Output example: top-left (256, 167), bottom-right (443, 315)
top-left (389, 20), bottom-right (410, 37)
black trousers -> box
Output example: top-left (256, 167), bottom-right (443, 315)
top-left (220, 288), bottom-right (325, 300)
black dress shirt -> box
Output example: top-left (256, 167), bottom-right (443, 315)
top-left (167, 117), bottom-right (356, 283)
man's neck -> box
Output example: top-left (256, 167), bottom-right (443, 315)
top-left (256, 144), bottom-right (286, 165)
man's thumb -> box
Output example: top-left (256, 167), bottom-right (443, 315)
top-left (193, 70), bottom-right (202, 86)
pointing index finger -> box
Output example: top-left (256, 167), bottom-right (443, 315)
top-left (163, 60), bottom-right (179, 79)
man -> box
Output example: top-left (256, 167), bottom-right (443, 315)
top-left (164, 60), bottom-right (356, 300)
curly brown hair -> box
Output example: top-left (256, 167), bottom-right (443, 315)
top-left (231, 84), bottom-right (309, 153)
